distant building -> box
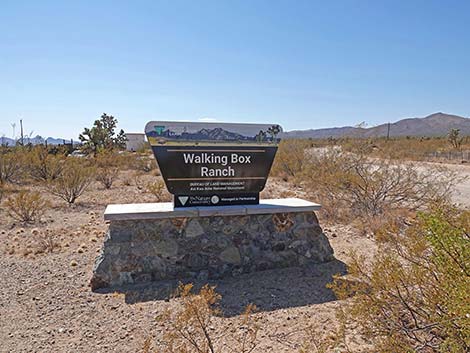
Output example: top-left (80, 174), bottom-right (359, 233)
top-left (125, 133), bottom-right (146, 151)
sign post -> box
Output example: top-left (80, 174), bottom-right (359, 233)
top-left (145, 121), bottom-right (282, 207)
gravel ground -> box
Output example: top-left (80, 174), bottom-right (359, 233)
top-left (0, 173), bottom-right (379, 353)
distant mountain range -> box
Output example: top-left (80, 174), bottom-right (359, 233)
top-left (0, 135), bottom-right (75, 146)
top-left (282, 113), bottom-right (470, 139)
top-left (2, 113), bottom-right (469, 145)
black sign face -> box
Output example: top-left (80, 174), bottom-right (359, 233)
top-left (145, 121), bottom-right (282, 207)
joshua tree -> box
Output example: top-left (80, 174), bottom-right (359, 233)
top-left (79, 113), bottom-right (126, 155)
top-left (255, 130), bottom-right (267, 142)
top-left (448, 128), bottom-right (463, 150)
top-left (267, 125), bottom-right (281, 142)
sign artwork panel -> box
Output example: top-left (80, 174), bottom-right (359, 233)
top-left (145, 121), bottom-right (282, 207)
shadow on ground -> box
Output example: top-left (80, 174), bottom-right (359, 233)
top-left (96, 259), bottom-right (347, 317)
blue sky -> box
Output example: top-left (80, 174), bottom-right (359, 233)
top-left (1, 0), bottom-right (469, 139)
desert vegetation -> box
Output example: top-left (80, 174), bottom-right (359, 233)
top-left (0, 125), bottom-right (468, 353)
top-left (329, 206), bottom-right (470, 352)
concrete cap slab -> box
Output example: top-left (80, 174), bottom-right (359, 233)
top-left (246, 198), bottom-right (321, 215)
top-left (104, 202), bottom-right (198, 221)
top-left (104, 198), bottom-right (321, 221)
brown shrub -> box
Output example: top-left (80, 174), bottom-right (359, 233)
top-left (96, 167), bottom-right (119, 189)
top-left (48, 159), bottom-right (95, 204)
top-left (94, 151), bottom-right (120, 189)
top-left (146, 179), bottom-right (166, 201)
top-left (5, 190), bottom-right (50, 223)
top-left (271, 139), bottom-right (310, 181)
top-left (301, 149), bottom-right (459, 224)
top-left (154, 283), bottom-right (259, 353)
top-left (34, 229), bottom-right (60, 254)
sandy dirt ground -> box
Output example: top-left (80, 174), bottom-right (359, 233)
top-left (2, 160), bottom-right (466, 353)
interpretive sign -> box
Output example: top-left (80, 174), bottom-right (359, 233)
top-left (145, 121), bottom-right (282, 207)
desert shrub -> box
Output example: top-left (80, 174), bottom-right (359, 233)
top-left (301, 149), bottom-right (458, 222)
top-left (28, 146), bottom-right (64, 181)
top-left (48, 159), bottom-right (95, 204)
top-left (0, 183), bottom-right (5, 202)
top-left (338, 136), bottom-right (470, 162)
top-left (329, 207), bottom-right (470, 352)
top-left (5, 190), bottom-right (50, 223)
top-left (34, 229), bottom-right (60, 254)
top-left (0, 150), bottom-right (24, 184)
top-left (146, 179), bottom-right (171, 201)
top-left (94, 151), bottom-right (120, 189)
top-left (154, 283), bottom-right (259, 353)
top-left (96, 167), bottom-right (118, 189)
top-left (271, 139), bottom-right (310, 180)
top-left (147, 179), bottom-right (165, 201)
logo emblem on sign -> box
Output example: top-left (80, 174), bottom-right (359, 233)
top-left (178, 196), bottom-right (189, 206)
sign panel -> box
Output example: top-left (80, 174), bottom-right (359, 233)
top-left (145, 121), bottom-right (282, 207)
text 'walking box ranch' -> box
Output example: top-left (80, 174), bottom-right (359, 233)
top-left (145, 121), bottom-right (282, 207)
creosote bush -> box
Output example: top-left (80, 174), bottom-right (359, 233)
top-left (27, 146), bottom-right (65, 181)
top-left (153, 283), bottom-right (259, 353)
top-left (5, 190), bottom-right (50, 223)
top-left (94, 151), bottom-right (120, 189)
top-left (329, 206), bottom-right (470, 352)
top-left (301, 149), bottom-right (458, 225)
top-left (48, 159), bottom-right (95, 204)
top-left (0, 149), bottom-right (24, 184)
top-left (271, 139), bottom-right (310, 181)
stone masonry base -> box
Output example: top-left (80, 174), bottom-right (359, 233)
top-left (91, 201), bottom-right (334, 290)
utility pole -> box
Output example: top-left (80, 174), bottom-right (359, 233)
top-left (386, 122), bottom-right (391, 140)
top-left (20, 119), bottom-right (24, 146)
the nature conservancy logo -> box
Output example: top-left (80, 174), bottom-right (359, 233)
top-left (178, 196), bottom-right (189, 206)
top-left (145, 121), bottom-right (282, 207)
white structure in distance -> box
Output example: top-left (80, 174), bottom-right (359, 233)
top-left (125, 133), bottom-right (146, 152)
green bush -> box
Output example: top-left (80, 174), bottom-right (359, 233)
top-left (28, 146), bottom-right (64, 181)
top-left (329, 207), bottom-right (470, 352)
top-left (0, 150), bottom-right (24, 184)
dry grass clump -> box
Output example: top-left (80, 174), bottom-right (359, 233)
top-left (151, 283), bottom-right (259, 353)
top-left (34, 228), bottom-right (61, 254)
top-left (48, 159), bottom-right (95, 204)
top-left (328, 206), bottom-right (470, 352)
top-left (5, 190), bottom-right (50, 223)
